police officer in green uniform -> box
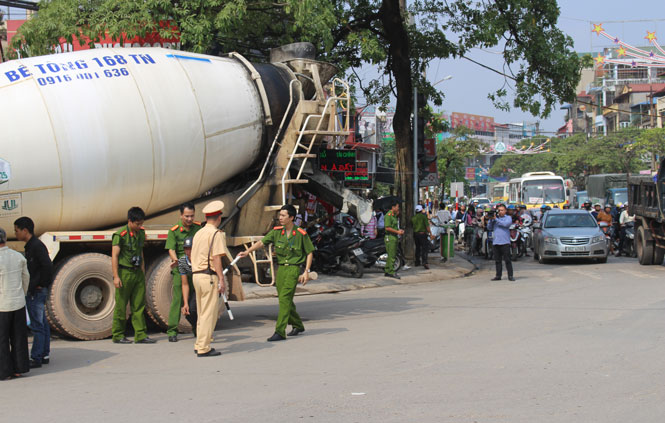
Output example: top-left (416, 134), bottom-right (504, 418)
top-left (411, 204), bottom-right (432, 269)
top-left (111, 207), bottom-right (156, 344)
top-left (165, 202), bottom-right (202, 342)
top-left (238, 204), bottom-right (314, 342)
top-left (384, 200), bottom-right (404, 279)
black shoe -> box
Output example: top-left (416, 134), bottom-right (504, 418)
top-left (42, 356), bottom-right (50, 365)
top-left (267, 333), bottom-right (286, 342)
top-left (287, 327), bottom-right (305, 337)
top-left (508, 276), bottom-right (516, 281)
top-left (384, 273), bottom-right (401, 280)
top-left (615, 252), bottom-right (621, 257)
top-left (168, 335), bottom-right (178, 342)
top-left (29, 359), bottom-right (42, 369)
top-left (136, 337), bottom-right (157, 344)
top-left (197, 348), bottom-right (221, 357)
top-left (423, 264), bottom-right (430, 269)
top-left (113, 337), bottom-right (132, 344)
top-left (491, 277), bottom-right (501, 281)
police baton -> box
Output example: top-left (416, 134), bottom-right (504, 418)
top-left (217, 256), bottom-right (240, 320)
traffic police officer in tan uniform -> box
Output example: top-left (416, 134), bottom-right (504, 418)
top-left (190, 201), bottom-right (226, 357)
top-left (238, 204), bottom-right (314, 342)
top-left (111, 207), bottom-right (156, 344)
top-left (165, 202), bottom-right (202, 342)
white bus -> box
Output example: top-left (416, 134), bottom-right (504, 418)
top-left (491, 182), bottom-right (509, 203)
top-left (508, 172), bottom-right (568, 209)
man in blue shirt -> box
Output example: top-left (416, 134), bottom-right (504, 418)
top-left (487, 204), bottom-right (515, 281)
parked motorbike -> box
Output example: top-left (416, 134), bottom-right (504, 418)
top-left (518, 224), bottom-right (532, 257)
top-left (307, 220), bottom-right (365, 278)
top-left (613, 221), bottom-right (636, 257)
top-left (482, 227), bottom-right (494, 260)
top-left (358, 236), bottom-right (405, 273)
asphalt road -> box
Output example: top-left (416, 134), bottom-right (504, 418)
top-left (4, 255), bottom-right (665, 423)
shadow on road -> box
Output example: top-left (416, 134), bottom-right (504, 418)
top-left (24, 347), bottom-right (116, 376)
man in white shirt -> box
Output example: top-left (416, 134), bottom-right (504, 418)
top-left (0, 227), bottom-right (31, 380)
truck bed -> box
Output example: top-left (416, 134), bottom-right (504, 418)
top-left (628, 176), bottom-right (662, 221)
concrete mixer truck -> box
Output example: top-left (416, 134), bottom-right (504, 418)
top-left (1, 43), bottom-right (371, 340)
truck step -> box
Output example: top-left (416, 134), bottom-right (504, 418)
top-left (283, 179), bottom-right (309, 184)
top-left (290, 153), bottom-right (317, 159)
top-left (298, 130), bottom-right (350, 136)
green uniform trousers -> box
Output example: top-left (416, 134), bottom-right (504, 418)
top-left (167, 270), bottom-right (183, 337)
top-left (112, 267), bottom-right (148, 342)
top-left (275, 265), bottom-right (305, 338)
top-left (384, 235), bottom-right (398, 275)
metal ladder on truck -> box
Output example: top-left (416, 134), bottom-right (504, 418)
top-left (235, 77), bottom-right (351, 286)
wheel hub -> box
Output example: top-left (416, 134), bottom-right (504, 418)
top-left (80, 285), bottom-right (103, 309)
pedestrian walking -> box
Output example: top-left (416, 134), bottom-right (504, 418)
top-left (237, 204), bottom-right (314, 342)
top-left (412, 205), bottom-right (431, 269)
top-left (0, 228), bottom-right (31, 380)
top-left (111, 207), bottom-right (156, 344)
top-left (487, 204), bottom-right (515, 281)
top-left (190, 201), bottom-right (227, 356)
top-left (383, 200), bottom-right (404, 279)
top-left (178, 237), bottom-right (198, 336)
top-left (13, 217), bottom-right (53, 368)
top-left (165, 202), bottom-right (202, 342)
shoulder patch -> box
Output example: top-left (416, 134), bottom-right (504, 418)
top-left (273, 226), bottom-right (283, 230)
top-left (194, 221), bottom-right (201, 226)
top-left (120, 230), bottom-right (127, 237)
top-left (140, 226), bottom-right (145, 231)
top-left (170, 225), bottom-right (179, 231)
top-left (297, 228), bottom-right (307, 235)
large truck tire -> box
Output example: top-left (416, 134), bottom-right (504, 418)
top-left (636, 226), bottom-right (654, 265)
top-left (47, 253), bottom-right (115, 340)
top-left (145, 254), bottom-right (221, 333)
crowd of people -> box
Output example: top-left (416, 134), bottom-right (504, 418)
top-left (0, 201), bottom-right (316, 380)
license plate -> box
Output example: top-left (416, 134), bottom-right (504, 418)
top-left (565, 246), bottom-right (585, 252)
top-left (353, 248), bottom-right (364, 256)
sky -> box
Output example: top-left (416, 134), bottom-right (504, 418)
top-left (426, 0), bottom-right (665, 134)
top-left (351, 0), bottom-right (665, 134)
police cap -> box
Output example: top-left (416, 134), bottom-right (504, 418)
top-left (202, 200), bottom-right (224, 217)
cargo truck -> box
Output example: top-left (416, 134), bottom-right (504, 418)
top-left (0, 43), bottom-right (371, 340)
top-left (628, 169), bottom-right (664, 266)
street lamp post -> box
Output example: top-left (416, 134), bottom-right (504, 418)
top-left (413, 75), bottom-right (452, 209)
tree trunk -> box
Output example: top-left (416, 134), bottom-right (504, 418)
top-left (381, 0), bottom-right (415, 261)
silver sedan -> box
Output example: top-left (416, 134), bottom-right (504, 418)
top-left (532, 209), bottom-right (609, 264)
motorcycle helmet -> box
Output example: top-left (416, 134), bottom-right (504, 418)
top-left (507, 204), bottom-right (516, 210)
top-left (540, 204), bottom-right (548, 210)
top-left (562, 204), bottom-right (570, 209)
top-left (518, 204), bottom-right (527, 209)
top-left (604, 204), bottom-right (611, 210)
top-left (183, 237), bottom-right (193, 249)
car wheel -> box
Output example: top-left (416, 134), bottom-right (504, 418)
top-left (538, 252), bottom-right (548, 264)
top-left (597, 255), bottom-right (608, 264)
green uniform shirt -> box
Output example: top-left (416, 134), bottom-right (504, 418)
top-left (385, 211), bottom-right (399, 237)
top-left (112, 225), bottom-right (145, 268)
top-left (164, 220), bottom-right (202, 258)
top-left (261, 225), bottom-right (315, 266)
top-left (411, 213), bottom-right (429, 233)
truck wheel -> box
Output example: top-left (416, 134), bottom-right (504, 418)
top-left (47, 253), bottom-right (115, 340)
top-left (145, 254), bottom-right (220, 333)
top-left (636, 226), bottom-right (654, 265)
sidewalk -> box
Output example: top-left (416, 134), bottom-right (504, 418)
top-left (241, 254), bottom-right (476, 300)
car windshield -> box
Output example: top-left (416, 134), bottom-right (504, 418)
top-left (612, 190), bottom-right (627, 205)
top-left (523, 179), bottom-right (565, 204)
top-left (544, 213), bottom-right (598, 228)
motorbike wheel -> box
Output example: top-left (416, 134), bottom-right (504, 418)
top-left (510, 245), bottom-right (519, 261)
top-left (350, 258), bottom-right (364, 278)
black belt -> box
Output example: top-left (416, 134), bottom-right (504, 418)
top-left (119, 264), bottom-right (140, 270)
top-left (192, 269), bottom-right (215, 275)
top-left (279, 263), bottom-right (301, 267)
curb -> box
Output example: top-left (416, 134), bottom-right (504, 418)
top-left (241, 255), bottom-right (477, 300)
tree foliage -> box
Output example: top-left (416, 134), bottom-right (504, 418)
top-left (436, 126), bottom-right (487, 196)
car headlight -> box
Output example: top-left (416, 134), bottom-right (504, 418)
top-left (591, 235), bottom-right (604, 243)
top-left (544, 236), bottom-right (558, 245)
